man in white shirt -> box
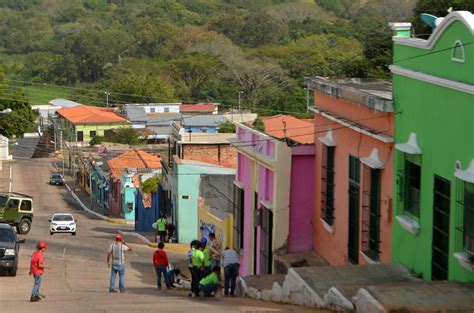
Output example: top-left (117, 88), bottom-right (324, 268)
top-left (221, 247), bottom-right (240, 296)
top-left (107, 234), bottom-right (132, 293)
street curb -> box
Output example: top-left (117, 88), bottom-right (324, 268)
top-left (148, 242), bottom-right (189, 253)
top-left (65, 182), bottom-right (134, 225)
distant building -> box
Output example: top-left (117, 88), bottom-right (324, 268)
top-left (56, 105), bottom-right (130, 143)
top-left (306, 76), bottom-right (394, 267)
top-left (180, 103), bottom-right (218, 115)
top-left (390, 11), bottom-right (474, 281)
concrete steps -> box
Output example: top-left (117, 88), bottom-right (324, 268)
top-left (239, 263), bottom-right (472, 312)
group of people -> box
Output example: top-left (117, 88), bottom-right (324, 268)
top-left (155, 215), bottom-right (175, 243)
top-left (29, 231), bottom-right (241, 301)
top-left (188, 233), bottom-right (241, 297)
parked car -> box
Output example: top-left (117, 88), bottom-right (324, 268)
top-left (0, 192), bottom-right (33, 234)
top-left (49, 213), bottom-right (76, 236)
top-left (49, 174), bottom-right (64, 186)
top-left (0, 223), bottom-right (25, 276)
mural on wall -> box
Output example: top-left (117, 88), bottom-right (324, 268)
top-left (139, 189), bottom-right (152, 208)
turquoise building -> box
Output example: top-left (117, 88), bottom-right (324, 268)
top-left (390, 11), bottom-right (474, 281)
top-left (172, 156), bottom-right (234, 244)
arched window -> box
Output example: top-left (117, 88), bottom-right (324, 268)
top-left (452, 40), bottom-right (465, 63)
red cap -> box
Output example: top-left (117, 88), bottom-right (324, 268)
top-left (37, 241), bottom-right (47, 249)
top-left (115, 234), bottom-right (123, 241)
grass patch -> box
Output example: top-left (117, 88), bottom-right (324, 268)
top-left (24, 84), bottom-right (73, 105)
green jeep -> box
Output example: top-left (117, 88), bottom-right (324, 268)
top-left (0, 192), bottom-right (33, 234)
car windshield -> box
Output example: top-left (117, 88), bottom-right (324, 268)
top-left (51, 175), bottom-right (62, 179)
top-left (53, 215), bottom-right (73, 221)
top-left (0, 195), bottom-right (7, 207)
top-left (0, 229), bottom-right (14, 242)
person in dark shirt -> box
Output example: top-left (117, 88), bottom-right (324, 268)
top-left (166, 223), bottom-right (175, 242)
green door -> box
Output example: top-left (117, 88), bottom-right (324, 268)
top-left (348, 156), bottom-right (360, 264)
top-left (4, 198), bottom-right (20, 223)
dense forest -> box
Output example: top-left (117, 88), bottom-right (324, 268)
top-left (0, 0), bottom-right (473, 120)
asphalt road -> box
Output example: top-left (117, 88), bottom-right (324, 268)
top-left (0, 157), bottom-right (320, 313)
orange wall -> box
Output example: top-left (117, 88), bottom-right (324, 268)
top-left (313, 91), bottom-right (394, 265)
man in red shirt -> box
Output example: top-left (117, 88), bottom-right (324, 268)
top-left (152, 242), bottom-right (170, 290)
top-left (30, 241), bottom-right (48, 302)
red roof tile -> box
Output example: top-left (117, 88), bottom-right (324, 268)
top-left (107, 149), bottom-right (161, 179)
top-left (180, 104), bottom-right (215, 112)
top-left (261, 115), bottom-right (315, 145)
top-left (57, 105), bottom-right (128, 124)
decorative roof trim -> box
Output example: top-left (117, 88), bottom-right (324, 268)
top-left (390, 65), bottom-right (474, 95)
top-left (360, 148), bottom-right (384, 169)
top-left (310, 107), bottom-right (393, 143)
top-left (393, 11), bottom-right (474, 50)
top-left (318, 129), bottom-right (336, 146)
top-left (395, 132), bottom-right (422, 155)
top-left (455, 159), bottom-right (474, 183)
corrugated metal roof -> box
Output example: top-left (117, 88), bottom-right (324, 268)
top-left (182, 115), bottom-right (227, 127)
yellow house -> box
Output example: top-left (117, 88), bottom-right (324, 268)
top-left (56, 105), bottom-right (130, 143)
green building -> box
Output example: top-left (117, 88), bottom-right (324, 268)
top-left (56, 105), bottom-right (130, 143)
top-left (390, 12), bottom-right (474, 281)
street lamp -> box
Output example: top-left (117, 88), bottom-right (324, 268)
top-left (237, 91), bottom-right (244, 113)
top-left (104, 91), bottom-right (111, 107)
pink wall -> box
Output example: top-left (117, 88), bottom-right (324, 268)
top-left (288, 145), bottom-right (315, 253)
top-left (237, 152), bottom-right (253, 276)
top-left (313, 90), bottom-right (393, 265)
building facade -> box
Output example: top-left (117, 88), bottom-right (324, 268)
top-left (306, 77), bottom-right (394, 266)
top-left (233, 115), bottom-right (315, 276)
top-left (390, 11), bottom-right (474, 281)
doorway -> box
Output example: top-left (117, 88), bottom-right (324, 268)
top-left (432, 175), bottom-right (450, 280)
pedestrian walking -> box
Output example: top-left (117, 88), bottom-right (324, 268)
top-left (156, 215), bottom-right (167, 243)
top-left (222, 247), bottom-right (240, 296)
top-left (189, 241), bottom-right (205, 297)
top-left (107, 234), bottom-right (132, 293)
top-left (198, 266), bottom-right (221, 297)
top-left (166, 222), bottom-right (175, 242)
top-left (29, 241), bottom-right (49, 302)
top-left (153, 242), bottom-right (171, 290)
top-left (208, 233), bottom-right (222, 268)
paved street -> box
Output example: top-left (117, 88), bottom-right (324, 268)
top-left (0, 157), bottom-right (320, 313)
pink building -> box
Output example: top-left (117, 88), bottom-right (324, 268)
top-left (232, 115), bottom-right (315, 275)
top-left (306, 77), bottom-right (394, 265)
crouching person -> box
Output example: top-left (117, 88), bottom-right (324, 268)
top-left (198, 266), bottom-right (221, 297)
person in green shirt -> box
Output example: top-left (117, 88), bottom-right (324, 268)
top-left (198, 266), bottom-right (221, 297)
top-left (156, 215), bottom-right (167, 243)
top-left (200, 237), bottom-right (212, 275)
top-left (189, 241), bottom-right (205, 297)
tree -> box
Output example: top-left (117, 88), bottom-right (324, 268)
top-left (89, 135), bottom-right (104, 146)
top-left (111, 128), bottom-right (141, 145)
top-left (412, 0), bottom-right (474, 36)
top-left (139, 176), bottom-right (160, 194)
top-left (217, 120), bottom-right (236, 133)
top-left (0, 67), bottom-right (38, 138)
top-left (252, 116), bottom-right (265, 132)
top-left (238, 12), bottom-right (288, 47)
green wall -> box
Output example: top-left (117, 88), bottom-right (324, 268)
top-left (392, 17), bottom-right (474, 281)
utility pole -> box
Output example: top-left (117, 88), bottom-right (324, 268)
top-left (238, 91), bottom-right (244, 122)
top-left (104, 91), bottom-right (111, 107)
top-left (305, 87), bottom-right (310, 114)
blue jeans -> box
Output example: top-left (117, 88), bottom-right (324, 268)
top-left (156, 265), bottom-right (170, 289)
top-left (199, 283), bottom-right (219, 295)
top-left (211, 259), bottom-right (220, 268)
top-left (31, 274), bottom-right (42, 298)
top-left (109, 264), bottom-right (125, 291)
top-left (224, 263), bottom-right (239, 296)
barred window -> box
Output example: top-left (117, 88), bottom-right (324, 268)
top-left (321, 146), bottom-right (335, 226)
top-left (361, 166), bottom-right (381, 261)
top-left (397, 158), bottom-right (421, 218)
top-left (455, 181), bottom-right (474, 257)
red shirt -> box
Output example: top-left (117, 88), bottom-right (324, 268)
top-left (30, 251), bottom-right (44, 275)
top-left (152, 250), bottom-right (169, 267)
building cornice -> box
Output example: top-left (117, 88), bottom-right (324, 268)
top-left (390, 65), bottom-right (474, 94)
top-left (393, 11), bottom-right (474, 50)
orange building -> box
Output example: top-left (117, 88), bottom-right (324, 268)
top-left (305, 77), bottom-right (394, 265)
